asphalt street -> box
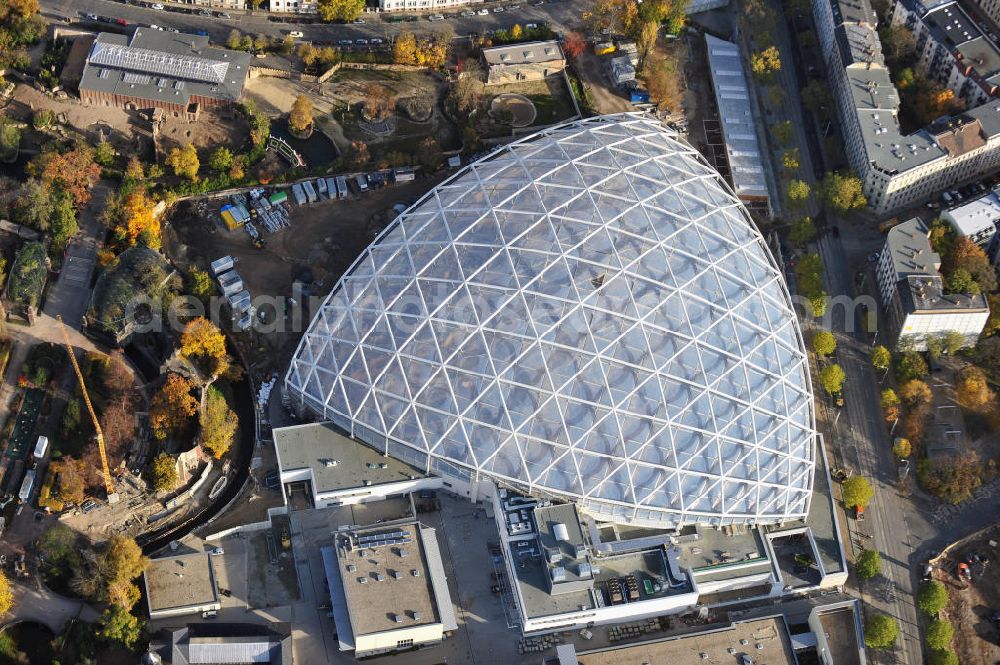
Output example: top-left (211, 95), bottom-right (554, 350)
top-left (39, 0), bottom-right (589, 46)
top-left (817, 230), bottom-right (922, 665)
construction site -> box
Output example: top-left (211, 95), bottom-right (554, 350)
top-left (936, 527), bottom-right (1000, 665)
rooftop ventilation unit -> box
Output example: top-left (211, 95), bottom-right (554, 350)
top-left (358, 577), bottom-right (368, 584)
top-left (346, 564), bottom-right (356, 572)
top-left (553, 523), bottom-right (570, 542)
top-left (392, 570), bottom-right (403, 579)
top-left (324, 459), bottom-right (339, 467)
top-left (411, 611), bottom-right (422, 621)
top-left (411, 569), bottom-right (421, 577)
top-left (375, 573), bottom-right (385, 582)
top-left (393, 614), bottom-right (404, 623)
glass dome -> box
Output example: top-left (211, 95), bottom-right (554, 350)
top-left (286, 113), bottom-right (815, 527)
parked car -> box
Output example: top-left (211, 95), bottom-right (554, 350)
top-left (353, 18), bottom-right (366, 23)
top-left (151, 2), bottom-right (164, 8)
top-left (215, 11), bottom-right (232, 18)
top-left (477, 8), bottom-right (490, 14)
top-left (198, 9), bottom-right (212, 15)
top-left (370, 38), bottom-right (383, 44)
top-left (493, 6), bottom-right (505, 12)
top-left (867, 251), bottom-right (880, 263)
top-left (210, 547), bottom-right (224, 556)
top-left (429, 14), bottom-right (445, 20)
top-left (462, 10), bottom-right (476, 16)
top-left (289, 30), bottom-right (304, 38)
top-left (355, 38), bottom-right (368, 45)
top-left (338, 39), bottom-right (352, 45)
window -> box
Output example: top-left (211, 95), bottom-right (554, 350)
top-left (397, 639), bottom-right (414, 648)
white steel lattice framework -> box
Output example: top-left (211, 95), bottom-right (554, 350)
top-left (286, 113), bottom-right (816, 528)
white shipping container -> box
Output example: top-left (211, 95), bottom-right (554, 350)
top-left (32, 436), bottom-right (48, 460)
top-left (210, 256), bottom-right (235, 277)
top-left (18, 469), bottom-right (35, 503)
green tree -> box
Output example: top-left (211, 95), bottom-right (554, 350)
top-left (226, 29), bottom-right (242, 50)
top-left (864, 614), bottom-right (899, 649)
top-left (925, 618), bottom-right (954, 650)
top-left (801, 79), bottom-right (834, 119)
top-left (789, 216), bottom-right (815, 247)
top-left (94, 141), bottom-right (115, 167)
top-left (208, 146), bottom-right (233, 174)
top-left (812, 330), bottom-right (837, 356)
top-left (916, 580), bottom-right (949, 616)
top-left (881, 388), bottom-right (900, 409)
top-left (946, 267), bottom-right (979, 295)
top-left (818, 363), bottom-right (846, 395)
top-left (945, 237), bottom-right (997, 292)
top-left (773, 120), bottom-right (794, 145)
top-left (187, 267), bottom-right (215, 302)
top-left (787, 179), bottom-right (811, 208)
top-left (894, 351), bottom-right (928, 382)
top-left (944, 330), bottom-right (965, 355)
top-left (98, 606), bottom-right (143, 649)
top-left (855, 549), bottom-right (881, 580)
top-left (317, 0), bottom-right (365, 21)
top-left (200, 387), bottom-right (238, 459)
top-left (927, 649), bottom-right (959, 665)
top-left (871, 345), bottom-right (891, 371)
top-left (842, 475), bottom-right (874, 509)
top-left (818, 171), bottom-right (867, 213)
top-left (150, 453), bottom-right (178, 491)
top-left (166, 143), bottom-right (199, 180)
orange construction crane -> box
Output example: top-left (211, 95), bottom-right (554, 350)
top-left (56, 315), bottom-right (118, 504)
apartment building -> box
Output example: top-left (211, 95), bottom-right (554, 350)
top-left (813, 0), bottom-right (1000, 214)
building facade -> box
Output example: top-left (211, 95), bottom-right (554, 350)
top-left (379, 0), bottom-right (481, 10)
top-left (813, 0), bottom-right (1000, 215)
top-left (268, 0), bottom-right (318, 12)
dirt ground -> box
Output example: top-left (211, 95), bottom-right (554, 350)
top-left (935, 533), bottom-right (1000, 665)
top-left (158, 106), bottom-right (251, 155)
top-left (163, 175), bottom-right (447, 376)
top-left (245, 69), bottom-right (456, 156)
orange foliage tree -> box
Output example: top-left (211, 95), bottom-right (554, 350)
top-left (150, 373), bottom-right (199, 440)
top-left (28, 147), bottom-right (102, 209)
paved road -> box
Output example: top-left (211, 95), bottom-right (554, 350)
top-left (816, 230), bottom-right (922, 665)
top-left (5, 581), bottom-right (100, 632)
top-left (40, 0), bottom-right (589, 46)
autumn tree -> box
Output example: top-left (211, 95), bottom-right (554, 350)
top-left (348, 140), bottom-right (370, 170)
top-left (0, 571), bottom-right (12, 616)
top-left (52, 457), bottom-right (86, 505)
top-left (899, 379), bottom-right (932, 407)
top-left (750, 45), bottom-right (781, 80)
top-left (201, 387), bottom-right (239, 459)
top-left (392, 30), bottom-right (448, 67)
top-left (871, 345), bottom-right (891, 372)
top-left (27, 146), bottom-right (102, 210)
top-left (812, 330), bottom-right (837, 356)
top-left (318, 0), bottom-right (365, 21)
top-left (103, 350), bottom-right (133, 397)
top-left (956, 365), bottom-right (993, 410)
top-left (642, 51), bottom-right (683, 109)
top-left (289, 94), bottom-right (314, 134)
top-left (419, 137), bottom-right (442, 172)
top-left (180, 317), bottom-right (230, 379)
top-left (893, 437), bottom-right (912, 458)
top-left (894, 351), bottom-right (928, 382)
top-left (787, 179), bottom-right (810, 208)
top-left (782, 147), bottom-right (800, 171)
top-left (819, 363), bottom-right (846, 395)
top-left (150, 453), bottom-right (178, 491)
top-left (166, 143), bottom-right (200, 180)
top-left (150, 373), bottom-right (199, 440)
top-left (945, 237), bottom-right (997, 292)
top-left (881, 388), bottom-right (900, 421)
top-left (99, 396), bottom-right (135, 467)
top-left (818, 171), bottom-right (867, 213)
top-left (561, 32), bottom-right (586, 59)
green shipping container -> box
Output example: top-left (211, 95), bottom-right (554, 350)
top-left (269, 191), bottom-right (288, 205)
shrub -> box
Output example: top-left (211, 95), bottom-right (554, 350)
top-left (925, 618), bottom-right (953, 650)
top-left (864, 614), bottom-right (899, 649)
top-left (855, 549), bottom-right (881, 580)
top-left (916, 580), bottom-right (948, 616)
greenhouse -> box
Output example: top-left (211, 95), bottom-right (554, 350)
top-left (286, 113), bottom-right (815, 528)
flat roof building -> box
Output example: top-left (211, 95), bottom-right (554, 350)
top-left (273, 422), bottom-right (442, 509)
top-left (705, 35), bottom-right (771, 212)
top-left (79, 28), bottom-right (250, 117)
top-left (321, 521), bottom-right (457, 658)
top-left (143, 553), bottom-right (221, 620)
top-left (482, 40), bottom-right (566, 85)
top-left (942, 190), bottom-right (1000, 249)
